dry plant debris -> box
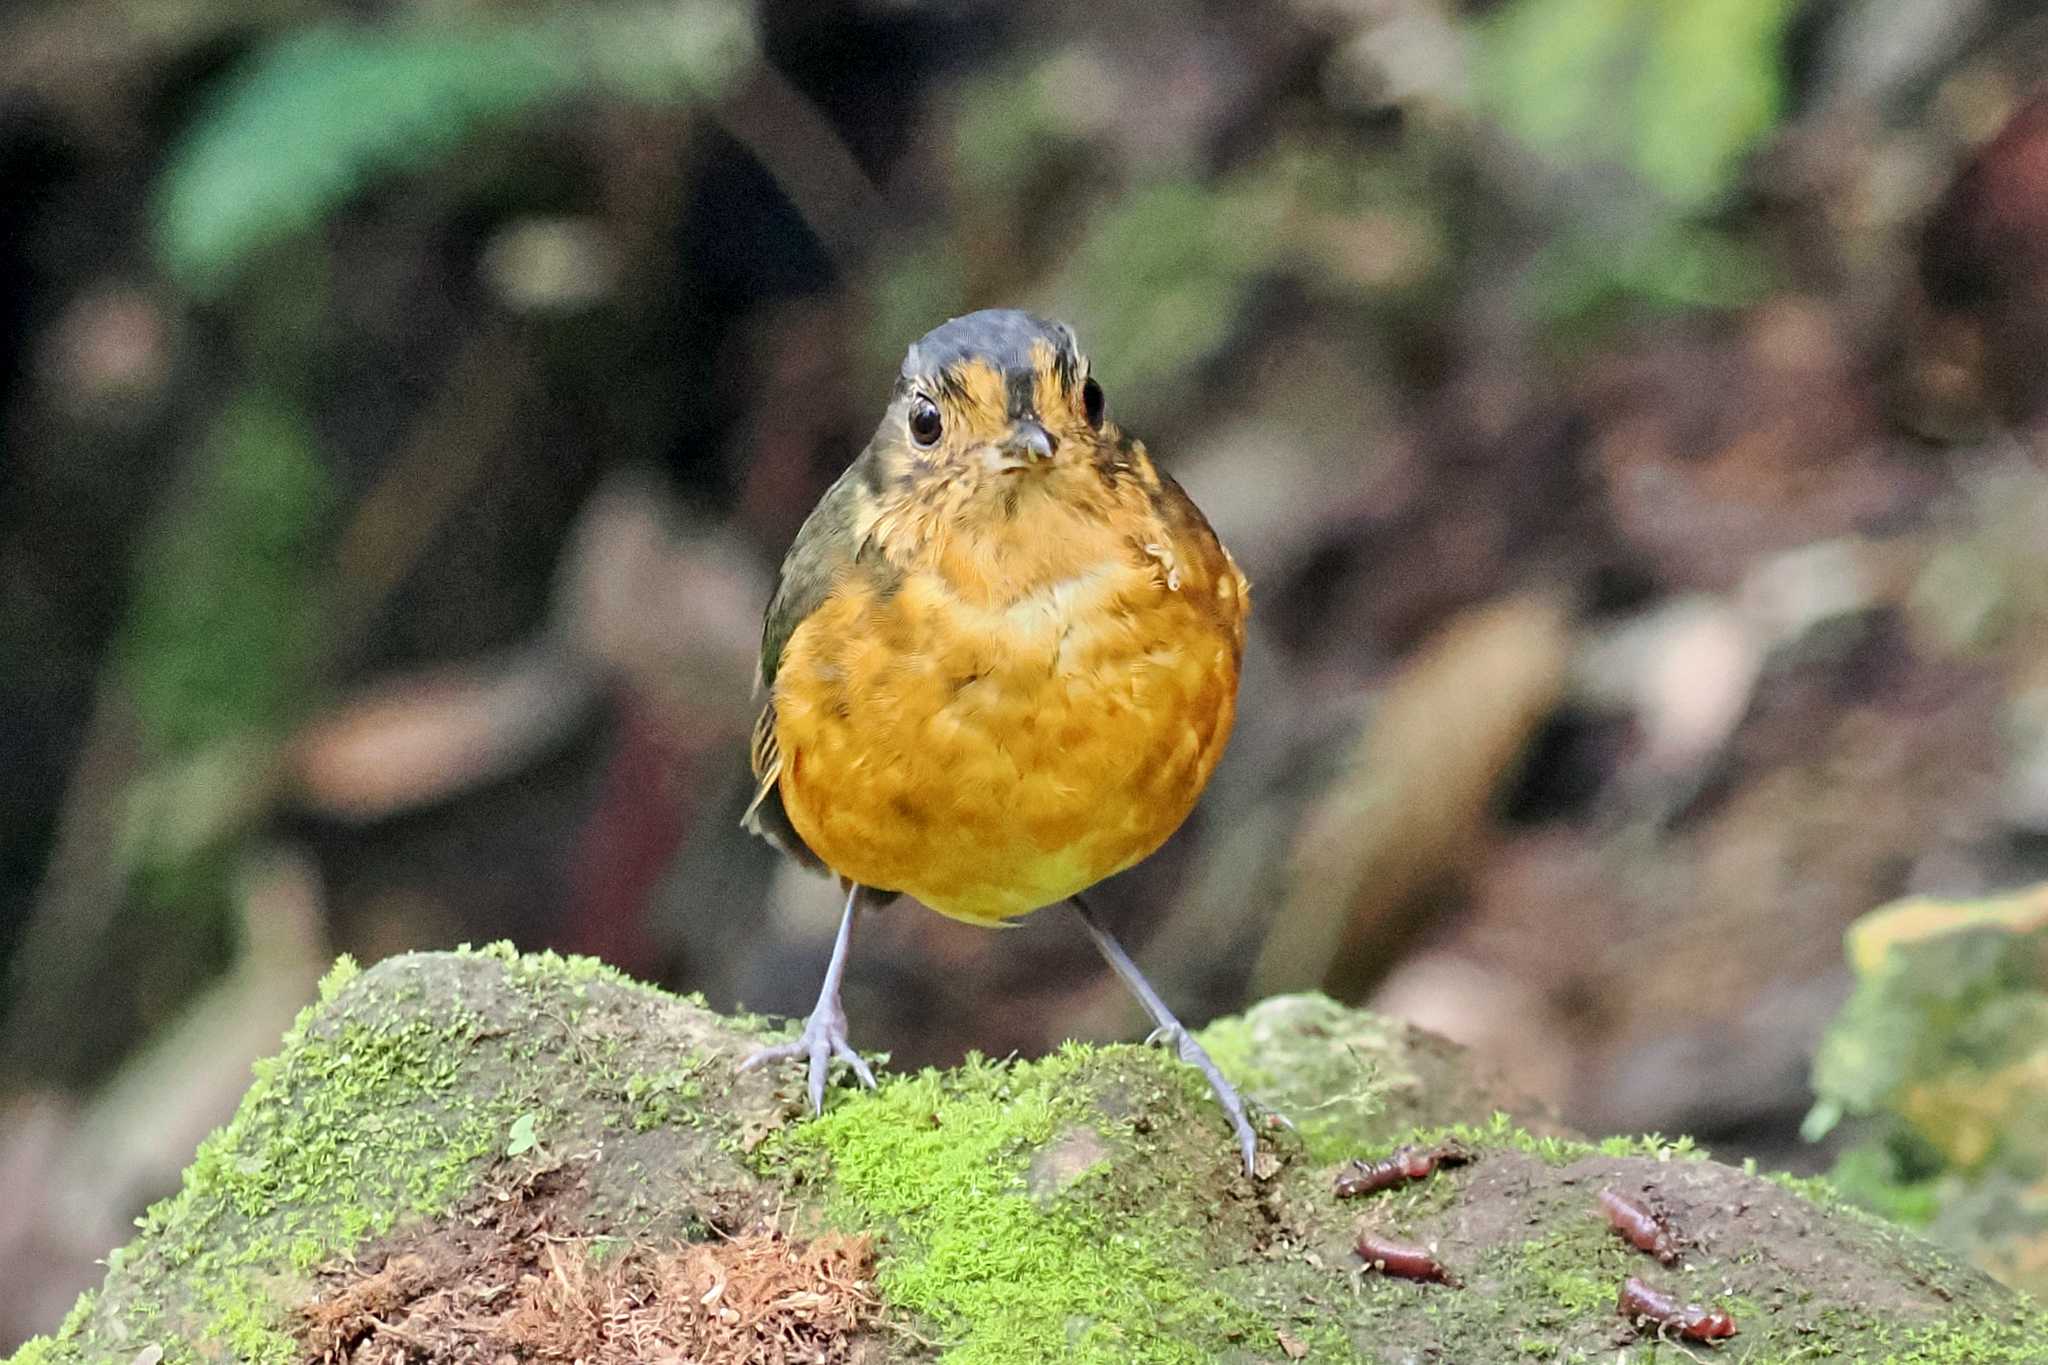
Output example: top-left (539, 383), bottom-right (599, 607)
top-left (299, 1214), bottom-right (879, 1364)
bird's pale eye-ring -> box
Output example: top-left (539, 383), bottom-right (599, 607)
top-left (1081, 376), bottom-right (1105, 429)
top-left (908, 395), bottom-right (943, 447)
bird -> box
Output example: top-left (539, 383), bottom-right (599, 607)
top-left (737, 308), bottom-right (1264, 1172)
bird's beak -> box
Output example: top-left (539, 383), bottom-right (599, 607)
top-left (997, 419), bottom-right (1056, 464)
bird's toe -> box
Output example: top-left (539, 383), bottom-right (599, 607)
top-left (805, 1040), bottom-right (834, 1115)
top-left (737, 1037), bottom-right (805, 1074)
top-left (838, 1045), bottom-right (878, 1090)
top-left (743, 1009), bottom-right (876, 1115)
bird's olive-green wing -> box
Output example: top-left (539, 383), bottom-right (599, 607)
top-left (757, 461), bottom-right (872, 696)
top-left (742, 458), bottom-right (875, 868)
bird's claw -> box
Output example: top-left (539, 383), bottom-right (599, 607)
top-left (1145, 1021), bottom-right (1277, 1177)
top-left (1248, 1095), bottom-right (1297, 1132)
top-left (739, 1004), bottom-right (877, 1114)
top-left (1143, 1024), bottom-right (1295, 1142)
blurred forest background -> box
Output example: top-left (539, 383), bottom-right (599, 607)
top-left (7, 0), bottom-right (2048, 1346)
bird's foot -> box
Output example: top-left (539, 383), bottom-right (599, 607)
top-left (1147, 1021), bottom-right (1275, 1177)
top-left (1143, 1024), bottom-right (1294, 1133)
top-left (738, 998), bottom-right (877, 1115)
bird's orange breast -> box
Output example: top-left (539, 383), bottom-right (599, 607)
top-left (771, 481), bottom-right (1245, 924)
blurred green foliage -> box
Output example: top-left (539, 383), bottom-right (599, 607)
top-left (1477, 0), bottom-right (1796, 318)
top-left (1827, 1141), bottom-right (1945, 1228)
top-left (120, 390), bottom-right (331, 756)
top-left (114, 0), bottom-right (754, 937)
top-left (871, 56), bottom-right (1460, 423)
top-left (1807, 887), bottom-right (2048, 1295)
top-left (1047, 180), bottom-right (1278, 399)
top-left (115, 388), bottom-right (330, 920)
top-left (1479, 0), bottom-right (1795, 208)
top-left (874, 0), bottom-right (1800, 391)
top-left (949, 60), bottom-right (1075, 199)
top-left (1517, 220), bottom-right (1770, 320)
top-left (155, 1), bottom-right (753, 295)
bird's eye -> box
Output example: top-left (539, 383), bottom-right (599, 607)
top-left (908, 396), bottom-right (943, 447)
top-left (1082, 377), bottom-right (1105, 429)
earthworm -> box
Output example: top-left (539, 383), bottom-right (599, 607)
top-left (1355, 1231), bottom-right (1458, 1285)
top-left (1598, 1186), bottom-right (1681, 1265)
top-left (1334, 1141), bottom-right (1473, 1198)
top-left (1617, 1275), bottom-right (1738, 1341)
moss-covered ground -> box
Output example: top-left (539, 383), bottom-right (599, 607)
top-left (6, 950), bottom-right (2043, 1364)
top-left (6, 946), bottom-right (783, 1365)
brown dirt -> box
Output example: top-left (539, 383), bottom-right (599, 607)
top-left (1303, 1147), bottom-right (2013, 1359)
top-left (297, 1165), bottom-right (881, 1365)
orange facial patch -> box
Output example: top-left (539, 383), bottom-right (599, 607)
top-left (928, 357), bottom-right (1010, 444)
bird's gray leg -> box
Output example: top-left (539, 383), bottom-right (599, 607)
top-left (739, 883), bottom-right (878, 1111)
top-left (1070, 894), bottom-right (1267, 1175)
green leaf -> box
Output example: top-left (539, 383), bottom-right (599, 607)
top-left (505, 1112), bottom-right (538, 1157)
top-left (155, 2), bottom-right (753, 295)
top-left (1476, 0), bottom-right (1798, 208)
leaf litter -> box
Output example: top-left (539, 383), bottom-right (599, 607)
top-left (297, 1164), bottom-right (880, 1364)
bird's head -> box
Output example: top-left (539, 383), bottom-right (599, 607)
top-left (869, 310), bottom-right (1116, 498)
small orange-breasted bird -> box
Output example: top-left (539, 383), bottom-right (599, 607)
top-left (739, 309), bottom-right (1264, 1171)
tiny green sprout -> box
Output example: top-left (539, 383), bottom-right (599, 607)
top-left (506, 1112), bottom-right (539, 1157)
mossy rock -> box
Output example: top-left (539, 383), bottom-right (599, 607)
top-left (9, 948), bottom-right (2042, 1363)
top-left (1808, 884), bottom-right (2048, 1297)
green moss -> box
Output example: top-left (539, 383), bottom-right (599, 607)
top-left (485, 941), bottom-right (640, 989)
top-left (1794, 1305), bottom-right (2048, 1365)
top-left (1889, 1314), bottom-right (2048, 1363)
top-left (16, 955), bottom-right (2048, 1365)
top-left (1194, 1008), bottom-right (1388, 1164)
top-left (1385, 1111), bottom-right (1704, 1171)
top-left (1597, 1131), bottom-right (1702, 1161)
top-left (769, 1044), bottom-right (1269, 1364)
top-left (105, 1012), bottom-right (517, 1357)
top-left (151, 1014), bottom-right (506, 1263)
top-left (1757, 1159), bottom-right (1958, 1250)
top-left (5, 1293), bottom-right (98, 1365)
top-left (1194, 999), bottom-right (1709, 1171)
top-left (1499, 1217), bottom-right (1650, 1327)
top-left (315, 953), bottom-right (361, 1003)
top-left (188, 1272), bottom-right (298, 1365)
top-left (9, 953), bottom-right (571, 1365)
top-left (1526, 1260), bottom-right (1612, 1316)
top-left (626, 1066), bottom-right (705, 1131)
top-left (582, 1236), bottom-right (633, 1267)
top-left (1766, 1166), bottom-right (1846, 1206)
